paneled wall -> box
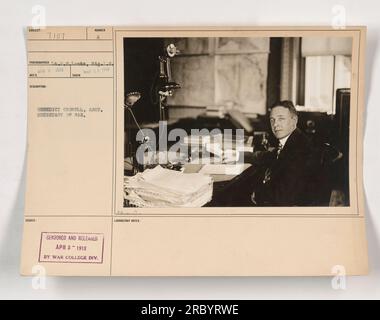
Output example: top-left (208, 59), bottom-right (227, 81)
top-left (165, 38), bottom-right (270, 119)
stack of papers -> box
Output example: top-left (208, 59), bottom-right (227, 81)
top-left (183, 135), bottom-right (210, 146)
top-left (124, 166), bottom-right (213, 207)
top-left (198, 163), bottom-right (246, 175)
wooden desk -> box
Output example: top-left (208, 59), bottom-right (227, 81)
top-left (183, 163), bottom-right (251, 182)
top-left (183, 163), bottom-right (256, 207)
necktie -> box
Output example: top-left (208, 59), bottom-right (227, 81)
top-left (276, 142), bottom-right (283, 159)
top-left (262, 142), bottom-right (283, 185)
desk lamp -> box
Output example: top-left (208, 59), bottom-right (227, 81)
top-left (124, 91), bottom-right (150, 173)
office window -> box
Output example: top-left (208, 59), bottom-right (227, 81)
top-left (280, 37), bottom-right (352, 114)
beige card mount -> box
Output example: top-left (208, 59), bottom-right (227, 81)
top-left (21, 26), bottom-right (368, 276)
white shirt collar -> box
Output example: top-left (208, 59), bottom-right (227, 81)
top-left (279, 133), bottom-right (291, 147)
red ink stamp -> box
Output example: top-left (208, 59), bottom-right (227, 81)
top-left (38, 232), bottom-right (104, 264)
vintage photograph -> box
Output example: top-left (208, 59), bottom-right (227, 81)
top-left (20, 26), bottom-right (368, 278)
top-left (123, 36), bottom-right (352, 208)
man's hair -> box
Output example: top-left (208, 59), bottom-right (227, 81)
top-left (270, 100), bottom-right (298, 118)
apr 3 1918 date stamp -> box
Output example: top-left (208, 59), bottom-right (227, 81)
top-left (38, 232), bottom-right (104, 264)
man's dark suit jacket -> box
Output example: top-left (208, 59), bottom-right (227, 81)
top-left (207, 127), bottom-right (331, 207)
top-left (254, 128), bottom-right (318, 206)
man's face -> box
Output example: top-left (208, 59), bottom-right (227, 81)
top-left (269, 106), bottom-right (297, 139)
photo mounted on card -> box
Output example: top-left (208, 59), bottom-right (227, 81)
top-left (21, 27), bottom-right (368, 276)
top-left (120, 34), bottom-right (353, 210)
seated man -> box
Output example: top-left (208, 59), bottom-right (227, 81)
top-left (252, 101), bottom-right (319, 206)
